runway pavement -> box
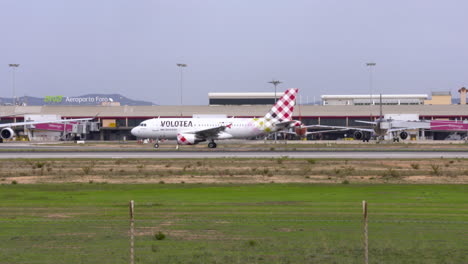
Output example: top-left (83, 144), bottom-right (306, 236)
top-left (1, 151), bottom-right (468, 159)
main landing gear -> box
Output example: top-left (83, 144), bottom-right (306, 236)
top-left (362, 134), bottom-right (371, 142)
top-left (392, 132), bottom-right (400, 142)
top-left (208, 141), bottom-right (217, 149)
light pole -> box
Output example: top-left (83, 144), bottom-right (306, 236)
top-left (9, 64), bottom-right (20, 105)
top-left (366, 62), bottom-right (376, 119)
top-left (268, 79), bottom-right (282, 104)
top-left (268, 79), bottom-right (282, 143)
top-left (177, 64), bottom-right (187, 111)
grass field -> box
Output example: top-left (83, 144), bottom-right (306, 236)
top-left (0, 183), bottom-right (466, 263)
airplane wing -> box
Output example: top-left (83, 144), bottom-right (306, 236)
top-left (305, 125), bottom-right (375, 133)
top-left (0, 117), bottom-right (94, 129)
top-left (286, 128), bottom-right (350, 135)
top-left (184, 125), bottom-right (232, 140)
top-left (275, 120), bottom-right (297, 129)
top-left (355, 120), bottom-right (378, 125)
top-left (386, 124), bottom-right (447, 133)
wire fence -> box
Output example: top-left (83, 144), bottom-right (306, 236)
top-left (0, 202), bottom-right (467, 264)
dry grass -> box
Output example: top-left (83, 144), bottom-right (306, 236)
top-left (1, 158), bottom-right (467, 184)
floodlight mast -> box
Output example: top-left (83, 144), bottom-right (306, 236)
top-left (268, 79), bottom-right (282, 143)
top-left (9, 64), bottom-right (20, 105)
top-left (268, 79), bottom-right (282, 104)
top-left (366, 62), bottom-right (376, 120)
top-left (176, 63), bottom-right (187, 116)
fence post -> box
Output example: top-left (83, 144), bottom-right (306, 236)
top-left (130, 200), bottom-right (135, 264)
top-left (363, 200), bottom-right (368, 264)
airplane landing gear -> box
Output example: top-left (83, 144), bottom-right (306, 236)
top-left (153, 139), bottom-right (160, 149)
top-left (208, 141), bottom-right (217, 148)
top-left (362, 133), bottom-right (371, 142)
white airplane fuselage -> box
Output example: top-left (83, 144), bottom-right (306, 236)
top-left (131, 117), bottom-right (272, 140)
top-left (131, 88), bottom-right (299, 148)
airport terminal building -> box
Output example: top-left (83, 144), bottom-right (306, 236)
top-left (1, 90), bottom-right (467, 141)
top-left (1, 104), bottom-right (467, 141)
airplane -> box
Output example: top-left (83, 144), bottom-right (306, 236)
top-left (0, 115), bottom-right (95, 143)
top-left (131, 88), bottom-right (299, 148)
top-left (299, 95), bottom-right (431, 142)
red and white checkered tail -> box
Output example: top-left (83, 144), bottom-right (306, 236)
top-left (264, 88), bottom-right (298, 122)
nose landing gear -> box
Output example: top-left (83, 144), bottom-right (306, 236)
top-left (153, 139), bottom-right (160, 149)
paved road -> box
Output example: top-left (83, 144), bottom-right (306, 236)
top-left (1, 151), bottom-right (468, 159)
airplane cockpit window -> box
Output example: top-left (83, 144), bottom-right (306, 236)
top-left (140, 123), bottom-right (147, 127)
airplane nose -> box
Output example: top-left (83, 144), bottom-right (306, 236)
top-left (131, 127), bottom-right (138, 136)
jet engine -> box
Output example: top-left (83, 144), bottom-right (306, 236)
top-left (176, 133), bottom-right (205, 145)
top-left (0, 128), bottom-right (15, 140)
top-left (353, 131), bottom-right (364, 140)
top-left (294, 127), bottom-right (308, 137)
top-left (399, 131), bottom-right (408, 140)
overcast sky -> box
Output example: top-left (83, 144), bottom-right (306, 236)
top-left (1, 0), bottom-right (467, 105)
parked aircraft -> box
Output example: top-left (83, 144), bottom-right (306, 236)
top-left (131, 88), bottom-right (299, 148)
top-left (0, 115), bottom-right (95, 143)
top-left (308, 118), bottom-right (427, 142)
top-left (300, 95), bottom-right (431, 142)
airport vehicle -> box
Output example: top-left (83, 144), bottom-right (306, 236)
top-left (131, 88), bottom-right (299, 148)
top-left (0, 116), bottom-right (94, 143)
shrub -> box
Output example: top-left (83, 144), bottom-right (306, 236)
top-left (35, 162), bottom-right (45, 169)
top-left (342, 180), bottom-right (350, 184)
top-left (430, 164), bottom-right (441, 175)
top-left (383, 168), bottom-right (400, 178)
top-left (410, 163), bottom-right (420, 170)
top-left (247, 240), bottom-right (256, 247)
top-left (11, 180), bottom-right (17, 184)
top-left (307, 159), bottom-right (316, 164)
top-left (154, 231), bottom-right (166, 241)
top-left (159, 180), bottom-right (165, 184)
top-left (82, 167), bottom-right (92, 175)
